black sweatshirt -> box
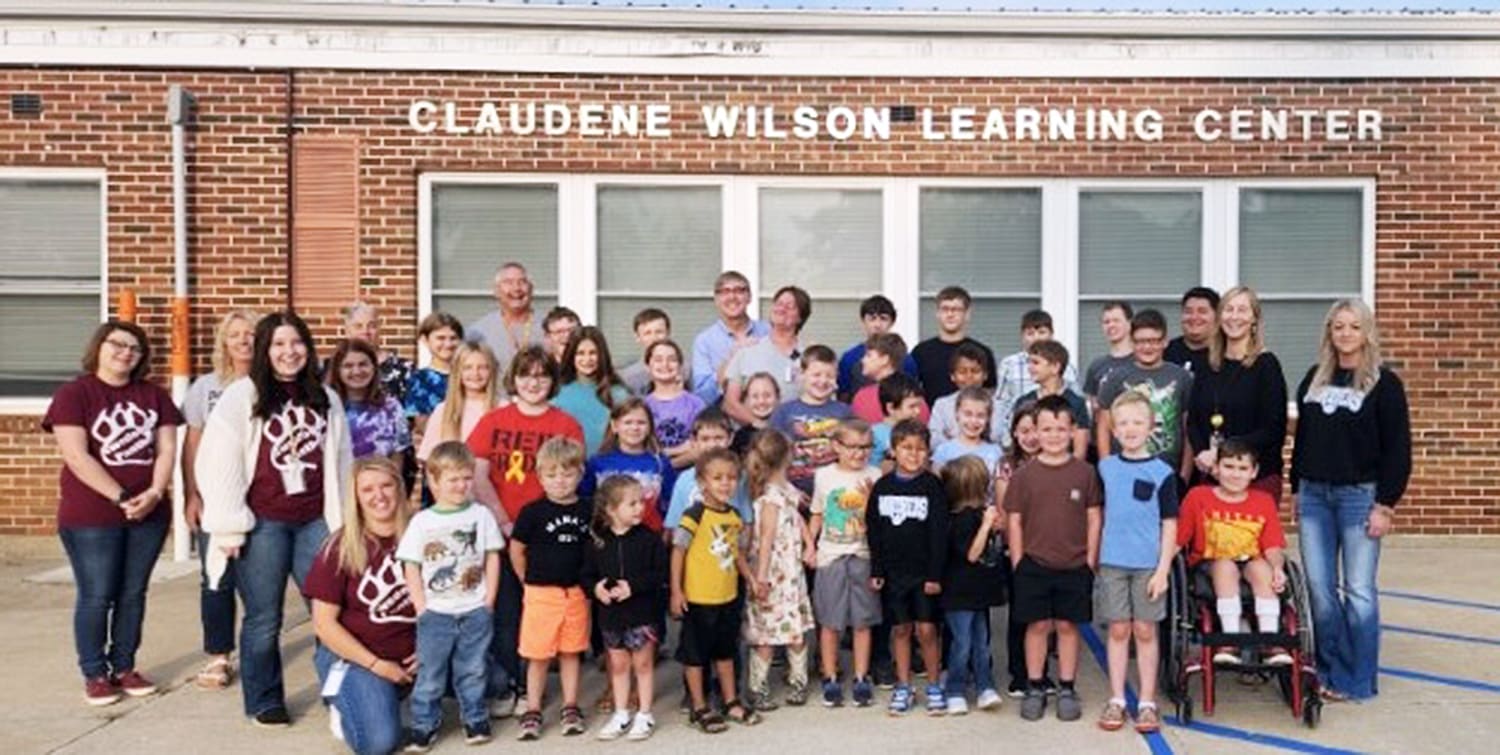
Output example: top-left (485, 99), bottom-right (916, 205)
top-left (1290, 366), bottom-right (1412, 506)
top-left (942, 507), bottom-right (1007, 611)
top-left (866, 470), bottom-right (949, 584)
top-left (1187, 352), bottom-right (1289, 479)
top-left (579, 524), bottom-right (669, 632)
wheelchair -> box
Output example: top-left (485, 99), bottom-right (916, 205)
top-left (1159, 553), bottom-right (1323, 728)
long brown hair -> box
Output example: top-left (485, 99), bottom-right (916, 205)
top-left (81, 320), bottom-right (152, 384)
top-left (745, 428), bottom-right (793, 500)
top-left (1207, 285), bottom-right (1266, 371)
top-left (599, 397), bottom-right (661, 455)
top-left (326, 338), bottom-right (385, 405)
top-left (560, 326), bottom-right (626, 408)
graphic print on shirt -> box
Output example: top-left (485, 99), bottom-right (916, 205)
top-left (822, 485), bottom-right (869, 544)
top-left (657, 415), bottom-right (691, 449)
top-left (1122, 380), bottom-right (1182, 458)
top-left (422, 522), bottom-right (486, 596)
top-left (356, 550), bottom-right (416, 625)
top-left (91, 401), bottom-right (160, 466)
top-left (877, 494), bottom-right (929, 526)
top-left (1201, 510), bottom-right (1268, 562)
top-left (789, 415), bottom-right (842, 481)
top-left (599, 469), bottom-right (664, 514)
top-left (262, 403), bottom-right (328, 495)
top-left (708, 522), bottom-right (737, 571)
top-left (1305, 385), bottom-right (1367, 415)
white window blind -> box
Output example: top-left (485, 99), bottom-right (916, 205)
top-left (431, 184), bottom-right (559, 327)
top-left (758, 188), bottom-right (882, 351)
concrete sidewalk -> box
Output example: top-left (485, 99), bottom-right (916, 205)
top-left (6, 537), bottom-right (1500, 754)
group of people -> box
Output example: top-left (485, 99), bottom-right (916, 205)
top-left (44, 261), bottom-right (1411, 752)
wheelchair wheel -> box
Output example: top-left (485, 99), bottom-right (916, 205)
top-left (1302, 690), bottom-right (1322, 728)
top-left (1160, 554), bottom-right (1193, 703)
top-left (1176, 694), bottom-right (1194, 725)
top-left (1285, 559), bottom-right (1317, 663)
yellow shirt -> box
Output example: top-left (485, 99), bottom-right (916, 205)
top-left (675, 502), bottom-right (745, 606)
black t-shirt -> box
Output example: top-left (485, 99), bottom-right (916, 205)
top-left (943, 507), bottom-right (1007, 611)
top-left (510, 497), bottom-right (593, 587)
top-left (1186, 353), bottom-right (1288, 480)
top-left (1164, 337), bottom-right (1209, 376)
top-left (912, 337), bottom-right (999, 405)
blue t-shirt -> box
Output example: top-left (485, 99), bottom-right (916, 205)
top-left (871, 422), bottom-right (893, 468)
top-left (663, 469), bottom-right (754, 529)
top-left (932, 439), bottom-right (1003, 475)
top-left (403, 367), bottom-right (448, 418)
top-left (582, 449), bottom-right (677, 528)
top-left (770, 398), bottom-right (854, 497)
top-left (836, 342), bottom-right (921, 401)
top-left (1098, 454), bottom-right (1180, 570)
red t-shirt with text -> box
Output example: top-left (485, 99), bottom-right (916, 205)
top-left (303, 533), bottom-right (416, 662)
top-left (465, 404), bottom-right (584, 523)
top-left (1176, 485), bottom-right (1286, 566)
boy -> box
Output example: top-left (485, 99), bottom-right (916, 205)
top-left (810, 419), bottom-right (885, 708)
top-left (619, 307), bottom-right (689, 396)
top-left (866, 420), bottom-right (949, 716)
top-left (852, 332), bottom-right (929, 425)
top-left (912, 286), bottom-right (998, 405)
top-left (994, 309), bottom-right (1080, 438)
top-left (510, 437), bottom-right (593, 740)
top-left (672, 449), bottom-right (760, 731)
top-left (1083, 301), bottom-right (1135, 413)
top-left (874, 373), bottom-right (926, 472)
top-left (838, 295), bottom-right (919, 402)
top-left (928, 343), bottom-right (1006, 446)
top-left (770, 345), bottom-right (853, 499)
top-left (664, 409), bottom-right (753, 528)
top-left (1011, 340), bottom-right (1091, 459)
top-left (1165, 287), bottom-right (1219, 374)
top-left (1005, 395), bottom-right (1101, 723)
top-left (542, 306), bottom-right (581, 365)
top-left (1095, 393), bottom-right (1179, 733)
top-left (397, 442), bottom-right (504, 750)
top-left (1094, 310), bottom-right (1194, 481)
top-left (1176, 439), bottom-right (1289, 667)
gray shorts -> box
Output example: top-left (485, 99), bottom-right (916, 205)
top-left (1094, 565), bottom-right (1166, 623)
top-left (813, 555), bottom-right (882, 631)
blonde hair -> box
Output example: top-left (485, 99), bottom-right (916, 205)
top-left (1109, 390), bottom-right (1155, 422)
top-left (426, 440), bottom-right (477, 483)
top-left (536, 436), bottom-right (586, 474)
top-left (1208, 285), bottom-right (1266, 371)
top-left (332, 457), bottom-right (410, 576)
top-left (1308, 298), bottom-right (1384, 395)
top-left (941, 455), bottom-right (990, 513)
top-left (745, 429), bottom-right (793, 500)
top-left (210, 309), bottom-right (258, 382)
top-left (437, 342), bottom-right (501, 443)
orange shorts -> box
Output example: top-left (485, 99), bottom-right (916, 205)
top-left (518, 585), bottom-right (590, 660)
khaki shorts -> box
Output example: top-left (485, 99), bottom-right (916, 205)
top-left (519, 585), bottom-right (590, 660)
top-left (812, 555), bottom-right (882, 631)
top-left (1094, 565), bottom-right (1166, 623)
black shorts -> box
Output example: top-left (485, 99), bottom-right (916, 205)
top-left (880, 574), bottom-right (941, 626)
top-left (678, 601), bottom-right (740, 667)
top-left (1011, 557), bottom-right (1093, 625)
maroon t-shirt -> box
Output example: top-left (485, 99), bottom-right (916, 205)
top-left (247, 382), bottom-right (328, 524)
top-left (304, 533), bottom-right (416, 662)
top-left (42, 375), bottom-right (185, 530)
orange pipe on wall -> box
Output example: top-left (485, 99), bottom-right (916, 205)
top-left (171, 296), bottom-right (190, 377)
top-left (117, 289), bottom-right (137, 322)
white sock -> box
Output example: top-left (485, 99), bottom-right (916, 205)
top-left (1217, 598), bottom-right (1243, 633)
top-left (1255, 598), bottom-right (1280, 634)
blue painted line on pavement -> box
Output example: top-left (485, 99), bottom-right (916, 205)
top-left (1161, 716), bottom-right (1367, 755)
top-left (1380, 666), bottom-right (1500, 694)
top-left (1381, 590), bottom-right (1500, 613)
top-left (1077, 623), bottom-right (1175, 755)
top-left (1382, 624), bottom-right (1500, 648)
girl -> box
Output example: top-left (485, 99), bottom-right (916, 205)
top-left (582, 398), bottom-right (676, 534)
top-left (417, 341), bottom-right (503, 463)
top-left (730, 372), bottom-right (781, 456)
top-left (553, 326), bottom-right (631, 457)
top-left (582, 476), bottom-right (668, 742)
top-left (339, 301), bottom-right (413, 405)
top-left (403, 311), bottom-right (464, 435)
top-left (327, 339), bottom-right (411, 465)
top-left (742, 430), bottom-right (816, 710)
top-left (642, 339), bottom-right (707, 469)
top-left (932, 386), bottom-right (1005, 478)
top-left (999, 402), bottom-right (1043, 698)
top-left (939, 456), bottom-right (1007, 714)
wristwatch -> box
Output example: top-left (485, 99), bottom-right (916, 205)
top-left (116, 489), bottom-right (131, 508)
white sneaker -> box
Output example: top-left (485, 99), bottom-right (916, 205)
top-left (596, 710), bottom-right (632, 741)
top-left (626, 712), bottom-right (655, 741)
top-left (328, 705), bottom-right (344, 742)
top-left (976, 688), bottom-right (1003, 711)
top-left (946, 696), bottom-right (969, 715)
top-left (489, 692), bottom-right (517, 719)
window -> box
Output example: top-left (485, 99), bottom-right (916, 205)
top-left (0, 175), bottom-right (104, 397)
top-left (758, 188), bottom-right (882, 351)
top-left (429, 183), bottom-right (558, 328)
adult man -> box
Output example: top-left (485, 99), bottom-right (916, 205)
top-left (467, 262), bottom-right (546, 376)
top-left (691, 270), bottom-right (770, 405)
top-left (1164, 287), bottom-right (1219, 375)
top-left (911, 286), bottom-right (997, 405)
top-left (1082, 301), bottom-right (1135, 412)
top-left (541, 306), bottom-right (581, 364)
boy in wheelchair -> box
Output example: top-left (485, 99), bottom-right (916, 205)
top-left (1175, 439), bottom-right (1291, 667)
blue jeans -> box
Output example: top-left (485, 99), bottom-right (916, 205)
top-left (944, 609), bottom-right (996, 697)
top-left (314, 645), bottom-right (404, 755)
top-left (197, 530), bottom-right (237, 655)
top-left (59, 519), bottom-right (169, 679)
top-left (1298, 481), bottom-right (1382, 700)
top-left (412, 607), bottom-right (493, 734)
top-left (235, 517), bottom-right (328, 716)
top-left (486, 559), bottom-right (521, 699)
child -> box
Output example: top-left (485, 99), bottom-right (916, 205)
top-left (510, 437), bottom-right (593, 740)
top-left (417, 341), bottom-right (502, 465)
top-left (542, 306), bottom-right (581, 365)
top-left (1095, 392), bottom-right (1179, 733)
top-left (932, 386), bottom-right (1004, 476)
top-left (743, 431), bottom-right (817, 710)
top-left (911, 286), bottom-right (998, 404)
top-left (811, 419), bottom-right (884, 707)
top-left (643, 339), bottom-right (708, 470)
top-left (582, 475), bottom-right (667, 742)
top-left (1176, 439), bottom-right (1289, 667)
top-left (552, 326), bottom-right (631, 457)
top-left (618, 308), bottom-right (689, 396)
top-left (866, 420), bottom-right (949, 716)
top-left (396, 442), bottom-right (503, 750)
top-left (666, 410), bottom-right (754, 529)
top-left (940, 456), bottom-right (1008, 714)
top-left (1011, 340), bottom-right (1091, 459)
top-left (928, 343), bottom-right (1005, 445)
top-left (1005, 395), bottom-right (1101, 723)
top-left (837, 294), bottom-right (918, 402)
top-left (328, 338), bottom-right (411, 464)
top-left (1083, 301), bottom-right (1135, 412)
top-left (730, 372), bottom-right (781, 456)
top-left (1095, 310), bottom-right (1195, 477)
top-left (671, 449), bottom-right (761, 733)
top-left (581, 398), bottom-right (676, 534)
top-left (770, 345), bottom-right (853, 500)
top-left (998, 403), bottom-right (1044, 698)
top-left (874, 373), bottom-right (926, 471)
top-left (852, 333), bottom-right (928, 425)
top-left (405, 312), bottom-right (464, 432)
top-left (994, 309), bottom-right (1081, 437)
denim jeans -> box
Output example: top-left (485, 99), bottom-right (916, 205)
top-left (197, 530), bottom-right (237, 655)
top-left (59, 519), bottom-right (169, 679)
top-left (1298, 481), bottom-right (1382, 699)
top-left (412, 607), bottom-right (493, 734)
top-left (944, 609), bottom-right (996, 697)
top-left (486, 558), bottom-right (522, 699)
top-left (235, 517), bottom-right (328, 716)
top-left (314, 644), bottom-right (404, 755)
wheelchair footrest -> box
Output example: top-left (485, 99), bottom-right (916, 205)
top-left (1199, 631), bottom-right (1299, 647)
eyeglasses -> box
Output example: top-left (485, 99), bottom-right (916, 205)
top-left (1133, 337), bottom-right (1166, 346)
top-left (515, 373), bottom-right (551, 383)
top-left (837, 442), bottom-right (875, 451)
top-left (105, 338), bottom-right (144, 354)
top-left (715, 285), bottom-right (750, 296)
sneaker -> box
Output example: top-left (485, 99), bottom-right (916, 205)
top-left (749, 690), bottom-right (779, 712)
top-left (517, 710), bottom-right (542, 741)
top-left (1264, 646), bottom-right (1294, 666)
top-left (1041, 677), bottom-right (1059, 697)
top-left (852, 677), bottom-right (875, 707)
top-left (874, 664), bottom-right (897, 690)
top-left (1056, 688), bottom-right (1083, 722)
top-left (597, 710), bottom-right (632, 741)
top-left (404, 728), bottom-right (437, 752)
top-left (946, 696), bottom-right (969, 715)
top-left (84, 676), bottom-right (121, 707)
top-left (887, 684), bottom-right (913, 716)
top-left (1097, 698), bottom-right (1127, 731)
top-left (113, 670), bottom-right (158, 697)
top-left (328, 705), bottom-right (344, 742)
top-left (1020, 688), bottom-right (1046, 721)
top-left (464, 720), bottom-right (493, 745)
top-left (490, 691), bottom-right (518, 719)
top-left (821, 678), bottom-right (844, 708)
top-left (924, 684), bottom-right (947, 716)
top-left (786, 683), bottom-right (809, 707)
top-left (626, 712), bottom-right (655, 741)
top-left (252, 707), bottom-right (292, 728)
top-left (1213, 646), bottom-right (1241, 666)
top-left (976, 688), bottom-right (1003, 711)
top-left (560, 705), bottom-right (586, 736)
top-left (1006, 678), bottom-right (1028, 699)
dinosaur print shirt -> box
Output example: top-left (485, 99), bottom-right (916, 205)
top-left (396, 502), bottom-right (504, 616)
top-left (810, 464), bottom-right (881, 566)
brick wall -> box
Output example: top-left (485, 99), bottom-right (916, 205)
top-left (1, 69), bottom-right (1495, 535)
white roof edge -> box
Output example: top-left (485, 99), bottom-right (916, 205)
top-left (6, 0), bottom-right (1500, 38)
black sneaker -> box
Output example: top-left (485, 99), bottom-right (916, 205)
top-left (1006, 678), bottom-right (1028, 699)
top-left (404, 727), bottom-right (437, 752)
top-left (1041, 677), bottom-right (1059, 697)
top-left (252, 707), bottom-right (291, 728)
top-left (874, 664), bottom-right (897, 690)
top-left (464, 720), bottom-right (493, 745)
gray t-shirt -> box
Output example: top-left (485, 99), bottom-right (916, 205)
top-left (466, 310), bottom-right (546, 377)
top-left (1084, 353), bottom-right (1136, 400)
top-left (1096, 361), bottom-right (1194, 467)
top-left (724, 337), bottom-right (801, 404)
top-left (182, 373), bottom-right (240, 428)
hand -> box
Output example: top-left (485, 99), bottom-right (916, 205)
top-left (922, 581), bottom-right (941, 596)
top-left (401, 654), bottom-right (419, 677)
top-left (981, 507), bottom-right (1000, 530)
top-left (612, 580), bottom-right (632, 602)
top-left (1087, 555), bottom-right (1099, 574)
top-left (753, 579), bottom-right (771, 601)
top-left (1366, 505), bottom-right (1394, 539)
top-left (369, 658), bottom-right (412, 685)
top-left (1271, 568), bottom-right (1288, 594)
top-left (222, 544), bottom-right (242, 560)
top-left (857, 478), bottom-right (875, 499)
top-left (1147, 570), bottom-right (1169, 601)
top-left (868, 577), bottom-right (884, 592)
top-left (593, 580), bottom-right (614, 604)
top-left (802, 546), bottom-right (817, 569)
top-left (670, 591), bottom-right (688, 619)
top-left (1195, 449), bottom-right (1216, 475)
top-left (184, 492), bottom-right (203, 532)
top-left (121, 488), bottom-right (162, 522)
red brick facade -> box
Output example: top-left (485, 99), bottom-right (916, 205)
top-left (1, 68), bottom-right (1494, 535)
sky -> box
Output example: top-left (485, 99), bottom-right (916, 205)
top-left (478, 0), bottom-right (1500, 11)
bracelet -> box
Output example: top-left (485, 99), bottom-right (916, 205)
top-left (366, 657), bottom-right (380, 671)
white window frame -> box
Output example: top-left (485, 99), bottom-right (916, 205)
top-left (0, 167), bottom-right (109, 413)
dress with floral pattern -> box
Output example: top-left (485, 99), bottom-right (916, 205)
top-left (743, 482), bottom-right (815, 646)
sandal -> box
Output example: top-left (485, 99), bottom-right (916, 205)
top-left (195, 656), bottom-right (234, 690)
top-left (689, 707), bottom-right (728, 734)
top-left (722, 698), bottom-right (763, 726)
top-left (1134, 702), bottom-right (1162, 733)
top-left (1320, 687), bottom-right (1351, 703)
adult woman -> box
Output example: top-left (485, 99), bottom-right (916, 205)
top-left (305, 458), bottom-right (416, 755)
top-left (43, 321), bottom-right (184, 705)
top-left (198, 311), bottom-right (353, 726)
top-left (181, 309), bottom-right (256, 690)
top-left (328, 339), bottom-right (411, 465)
top-left (1186, 286), bottom-right (1288, 497)
top-left (552, 326), bottom-right (630, 455)
top-left (341, 301), bottom-right (413, 405)
top-left (1291, 298), bottom-right (1411, 702)
top-left (721, 285), bottom-right (811, 426)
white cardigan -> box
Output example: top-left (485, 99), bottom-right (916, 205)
top-left (197, 378), bottom-right (352, 589)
